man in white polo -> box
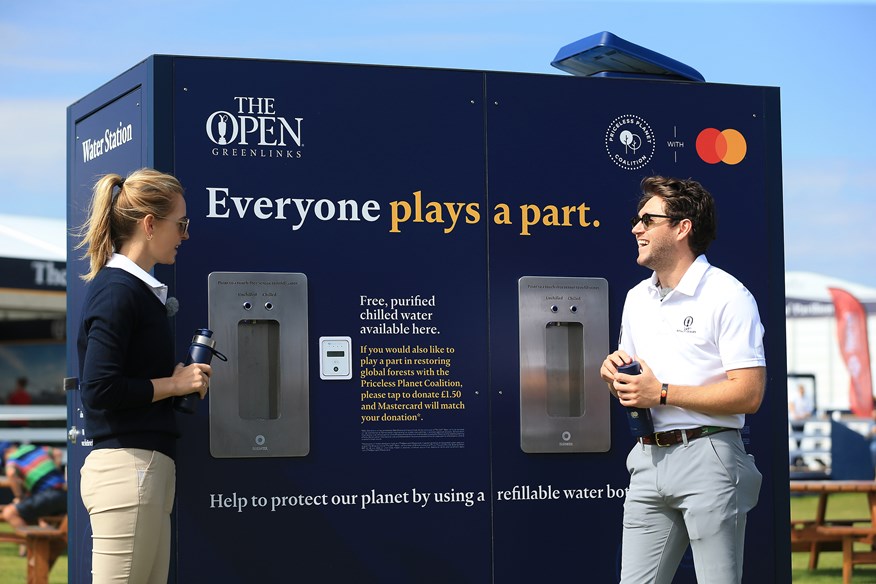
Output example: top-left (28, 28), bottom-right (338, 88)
top-left (600, 175), bottom-right (766, 584)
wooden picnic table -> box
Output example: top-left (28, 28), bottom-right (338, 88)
top-left (791, 480), bottom-right (876, 583)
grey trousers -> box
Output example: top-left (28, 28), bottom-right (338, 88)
top-left (619, 430), bottom-right (762, 584)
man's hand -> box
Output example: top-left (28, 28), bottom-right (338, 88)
top-left (612, 357), bottom-right (661, 408)
top-left (600, 350), bottom-right (633, 389)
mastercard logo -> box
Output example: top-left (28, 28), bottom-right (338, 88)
top-left (696, 128), bottom-right (747, 165)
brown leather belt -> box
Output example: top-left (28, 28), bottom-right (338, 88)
top-left (640, 426), bottom-right (734, 447)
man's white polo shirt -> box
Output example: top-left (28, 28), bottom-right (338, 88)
top-left (618, 255), bottom-right (766, 432)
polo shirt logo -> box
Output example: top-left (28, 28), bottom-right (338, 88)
top-left (679, 316), bottom-right (696, 334)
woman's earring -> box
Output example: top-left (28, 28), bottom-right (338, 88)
top-left (147, 234), bottom-right (153, 241)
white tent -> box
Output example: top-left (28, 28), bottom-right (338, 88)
top-left (0, 214), bottom-right (66, 319)
top-left (785, 271), bottom-right (876, 411)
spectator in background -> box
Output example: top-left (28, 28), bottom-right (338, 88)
top-left (6, 377), bottom-right (32, 406)
top-left (1, 441), bottom-right (67, 531)
top-left (5, 377), bottom-right (33, 427)
top-left (789, 383), bottom-right (814, 421)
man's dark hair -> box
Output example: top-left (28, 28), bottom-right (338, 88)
top-left (637, 176), bottom-right (717, 255)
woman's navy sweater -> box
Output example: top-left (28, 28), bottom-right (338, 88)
top-left (77, 267), bottom-right (180, 459)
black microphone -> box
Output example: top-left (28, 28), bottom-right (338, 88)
top-left (166, 297), bottom-right (179, 318)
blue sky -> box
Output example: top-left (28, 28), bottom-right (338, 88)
top-left (2, 0), bottom-right (875, 285)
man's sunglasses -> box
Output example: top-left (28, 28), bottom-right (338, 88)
top-left (630, 213), bottom-right (683, 229)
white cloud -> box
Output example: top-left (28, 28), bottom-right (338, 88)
top-left (0, 100), bottom-right (67, 216)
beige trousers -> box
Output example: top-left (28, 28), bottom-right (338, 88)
top-left (81, 448), bottom-right (176, 584)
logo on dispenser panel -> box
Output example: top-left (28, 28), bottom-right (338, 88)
top-left (560, 431), bottom-right (574, 447)
top-left (605, 114), bottom-right (656, 171)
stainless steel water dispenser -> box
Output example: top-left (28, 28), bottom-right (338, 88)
top-left (208, 272), bottom-right (309, 457)
top-left (518, 276), bottom-right (610, 453)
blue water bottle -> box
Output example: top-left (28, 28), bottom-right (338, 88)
top-left (617, 361), bottom-right (654, 438)
top-left (174, 329), bottom-right (226, 414)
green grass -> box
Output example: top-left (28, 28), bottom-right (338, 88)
top-left (0, 522), bottom-right (67, 584)
top-left (792, 492), bottom-right (876, 582)
top-left (0, 495), bottom-right (871, 583)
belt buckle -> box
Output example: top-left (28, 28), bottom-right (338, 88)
top-left (654, 431), bottom-right (672, 447)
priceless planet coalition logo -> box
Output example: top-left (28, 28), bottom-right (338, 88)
top-left (605, 114), bottom-right (656, 170)
top-left (696, 128), bottom-right (747, 165)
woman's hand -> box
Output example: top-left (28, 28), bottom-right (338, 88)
top-left (172, 362), bottom-right (212, 398)
top-left (151, 362), bottom-right (212, 403)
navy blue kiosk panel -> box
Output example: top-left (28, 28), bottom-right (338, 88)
top-left (170, 57), bottom-right (491, 583)
top-left (65, 55), bottom-right (788, 583)
top-left (484, 72), bottom-right (786, 582)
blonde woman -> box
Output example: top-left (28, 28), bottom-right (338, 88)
top-left (76, 168), bottom-right (210, 584)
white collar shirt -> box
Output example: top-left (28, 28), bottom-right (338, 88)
top-left (106, 253), bottom-right (168, 305)
top-left (618, 255), bottom-right (766, 431)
